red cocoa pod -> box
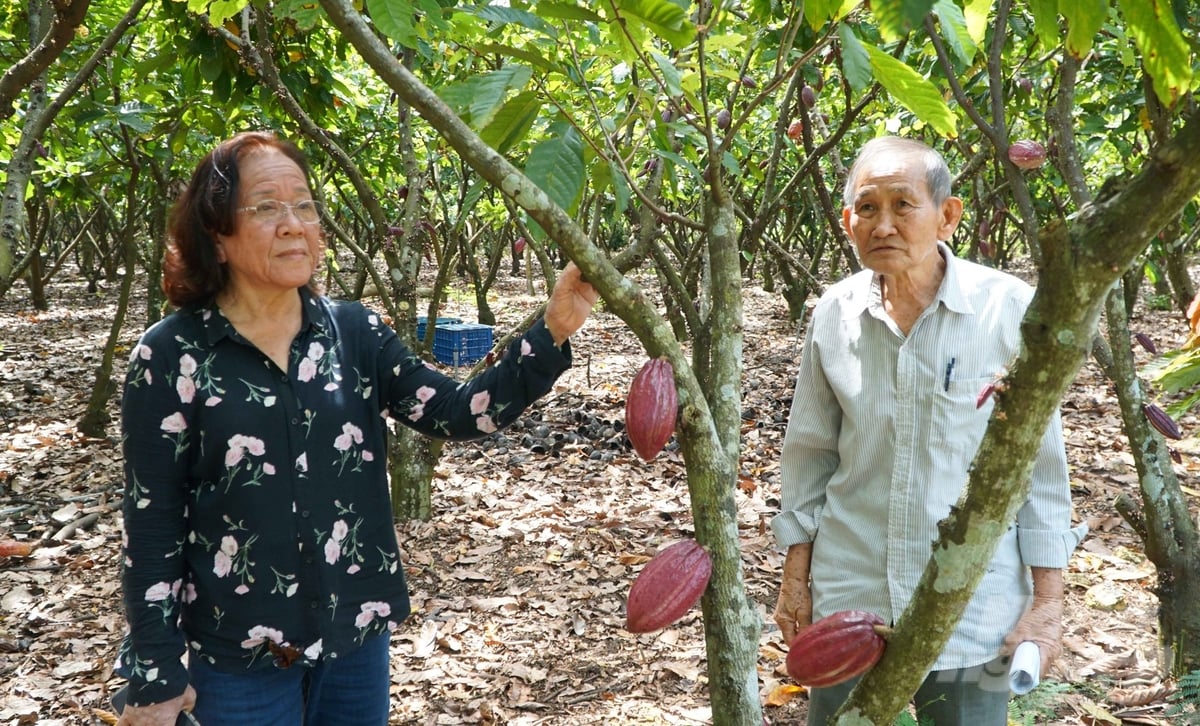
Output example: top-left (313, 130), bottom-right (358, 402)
top-left (625, 357), bottom-right (678, 460)
top-left (625, 539), bottom-right (712, 633)
top-left (801, 85), bottom-right (816, 109)
top-left (786, 610), bottom-right (890, 688)
top-left (1133, 332), bottom-right (1157, 355)
top-left (716, 108), bottom-right (732, 130)
top-left (1007, 139), bottom-right (1047, 170)
top-left (1144, 403), bottom-right (1183, 440)
top-left (513, 236), bottom-right (527, 254)
top-left (787, 119), bottom-right (804, 142)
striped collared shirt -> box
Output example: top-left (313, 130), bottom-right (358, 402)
top-left (771, 243), bottom-right (1086, 670)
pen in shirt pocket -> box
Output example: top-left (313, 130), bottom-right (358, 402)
top-left (943, 357), bottom-right (956, 392)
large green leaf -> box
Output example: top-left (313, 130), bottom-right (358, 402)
top-left (873, 0), bottom-right (936, 41)
top-left (367, 0), bottom-right (418, 48)
top-left (438, 66), bottom-right (533, 130)
top-left (534, 2), bottom-right (604, 23)
top-left (933, 0), bottom-right (979, 66)
top-left (962, 0), bottom-right (990, 47)
top-left (614, 0), bottom-right (696, 50)
top-left (1061, 0), bottom-right (1108, 58)
top-left (804, 0), bottom-right (859, 29)
top-left (524, 126), bottom-right (586, 217)
top-left (838, 25), bottom-right (873, 92)
top-left (471, 5), bottom-right (558, 39)
top-left (479, 91), bottom-right (541, 155)
top-left (1027, 0), bottom-right (1061, 49)
top-left (865, 44), bottom-right (958, 138)
top-left (1118, 0), bottom-right (1193, 107)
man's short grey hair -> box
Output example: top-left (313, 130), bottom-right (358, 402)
top-left (842, 136), bottom-right (953, 208)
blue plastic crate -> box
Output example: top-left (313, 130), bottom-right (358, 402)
top-left (415, 316), bottom-right (462, 339)
top-left (432, 322), bottom-right (494, 366)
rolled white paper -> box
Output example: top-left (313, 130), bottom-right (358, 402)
top-left (1009, 641), bottom-right (1041, 695)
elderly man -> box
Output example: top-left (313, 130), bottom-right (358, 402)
top-left (772, 136), bottom-right (1085, 725)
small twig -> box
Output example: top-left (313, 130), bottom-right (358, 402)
top-left (50, 511), bottom-right (102, 542)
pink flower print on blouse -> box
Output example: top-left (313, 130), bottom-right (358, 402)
top-left (144, 579), bottom-right (182, 623)
top-left (213, 535), bottom-right (238, 578)
top-left (333, 422), bottom-right (372, 473)
top-left (354, 601), bottom-right (391, 631)
top-left (470, 390), bottom-right (497, 433)
top-left (324, 519), bottom-right (349, 565)
top-left (220, 435), bottom-right (272, 491)
top-left (521, 339), bottom-right (533, 357)
top-left (159, 412), bottom-right (189, 461)
top-left (408, 385), bottom-right (437, 422)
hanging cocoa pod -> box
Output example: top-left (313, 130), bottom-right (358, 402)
top-left (1144, 403), bottom-right (1183, 440)
top-left (786, 610), bottom-right (891, 688)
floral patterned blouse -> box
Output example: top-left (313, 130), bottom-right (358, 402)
top-left (117, 287), bottom-right (571, 707)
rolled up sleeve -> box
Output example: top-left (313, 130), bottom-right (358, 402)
top-left (1016, 409), bottom-right (1088, 568)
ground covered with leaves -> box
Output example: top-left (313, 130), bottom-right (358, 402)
top-left (1, 270), bottom-right (1197, 725)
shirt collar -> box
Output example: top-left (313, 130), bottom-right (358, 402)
top-left (197, 287), bottom-right (325, 346)
top-left (845, 241), bottom-right (974, 319)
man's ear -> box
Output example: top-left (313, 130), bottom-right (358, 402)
top-left (938, 196), bottom-right (964, 239)
top-left (842, 206), bottom-right (853, 236)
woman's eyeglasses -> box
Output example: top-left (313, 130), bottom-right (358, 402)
top-left (237, 199), bottom-right (324, 225)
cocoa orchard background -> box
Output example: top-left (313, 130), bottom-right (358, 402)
top-left (0, 269), bottom-right (1195, 725)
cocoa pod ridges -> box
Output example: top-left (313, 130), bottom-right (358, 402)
top-left (625, 539), bottom-right (712, 633)
top-left (786, 610), bottom-right (889, 688)
top-left (625, 357), bottom-right (678, 460)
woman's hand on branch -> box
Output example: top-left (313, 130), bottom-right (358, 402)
top-left (544, 262), bottom-right (598, 345)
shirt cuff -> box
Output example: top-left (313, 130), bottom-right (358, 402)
top-left (523, 319), bottom-right (572, 367)
top-left (123, 661), bottom-right (189, 708)
top-left (770, 507), bottom-right (822, 549)
top-left (1017, 523), bottom-right (1088, 568)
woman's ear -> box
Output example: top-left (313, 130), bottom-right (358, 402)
top-left (214, 238), bottom-right (228, 263)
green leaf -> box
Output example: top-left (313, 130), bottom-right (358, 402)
top-left (873, 0), bottom-right (936, 41)
top-left (1061, 0), bottom-right (1108, 58)
top-left (614, 0), bottom-right (696, 50)
top-left (933, 0), bottom-right (978, 66)
top-left (472, 5), bottom-right (558, 39)
top-left (479, 91), bottom-right (540, 155)
top-left (205, 0), bottom-right (247, 26)
top-left (650, 50), bottom-right (684, 99)
top-left (805, 0), bottom-right (859, 29)
top-left (535, 1), bottom-right (604, 23)
top-left (838, 25), bottom-right (873, 92)
top-left (961, 0), bottom-right (990, 47)
top-left (524, 126), bottom-right (586, 216)
top-left (1027, 0), bottom-right (1061, 48)
top-left (865, 44), bottom-right (958, 137)
top-left (114, 101), bottom-right (156, 134)
top-left (473, 44), bottom-right (558, 74)
top-left (1118, 0), bottom-right (1193, 107)
top-left (367, 0), bottom-right (418, 48)
top-left (438, 66), bottom-right (532, 129)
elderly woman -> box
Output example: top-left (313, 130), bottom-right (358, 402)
top-left (115, 131), bottom-right (597, 725)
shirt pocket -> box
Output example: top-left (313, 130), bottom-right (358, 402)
top-left (932, 375), bottom-right (995, 471)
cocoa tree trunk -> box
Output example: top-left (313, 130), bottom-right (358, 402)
top-left (834, 106), bottom-right (1200, 725)
top-left (1102, 284), bottom-right (1200, 677)
top-left (319, 4), bottom-right (765, 721)
top-left (79, 131), bottom-right (140, 437)
top-left (390, 433), bottom-right (444, 522)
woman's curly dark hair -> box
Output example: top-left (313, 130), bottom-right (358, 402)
top-left (162, 131), bottom-right (316, 307)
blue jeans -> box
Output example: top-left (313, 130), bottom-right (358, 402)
top-left (807, 663), bottom-right (1011, 726)
top-left (188, 634), bottom-right (390, 725)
